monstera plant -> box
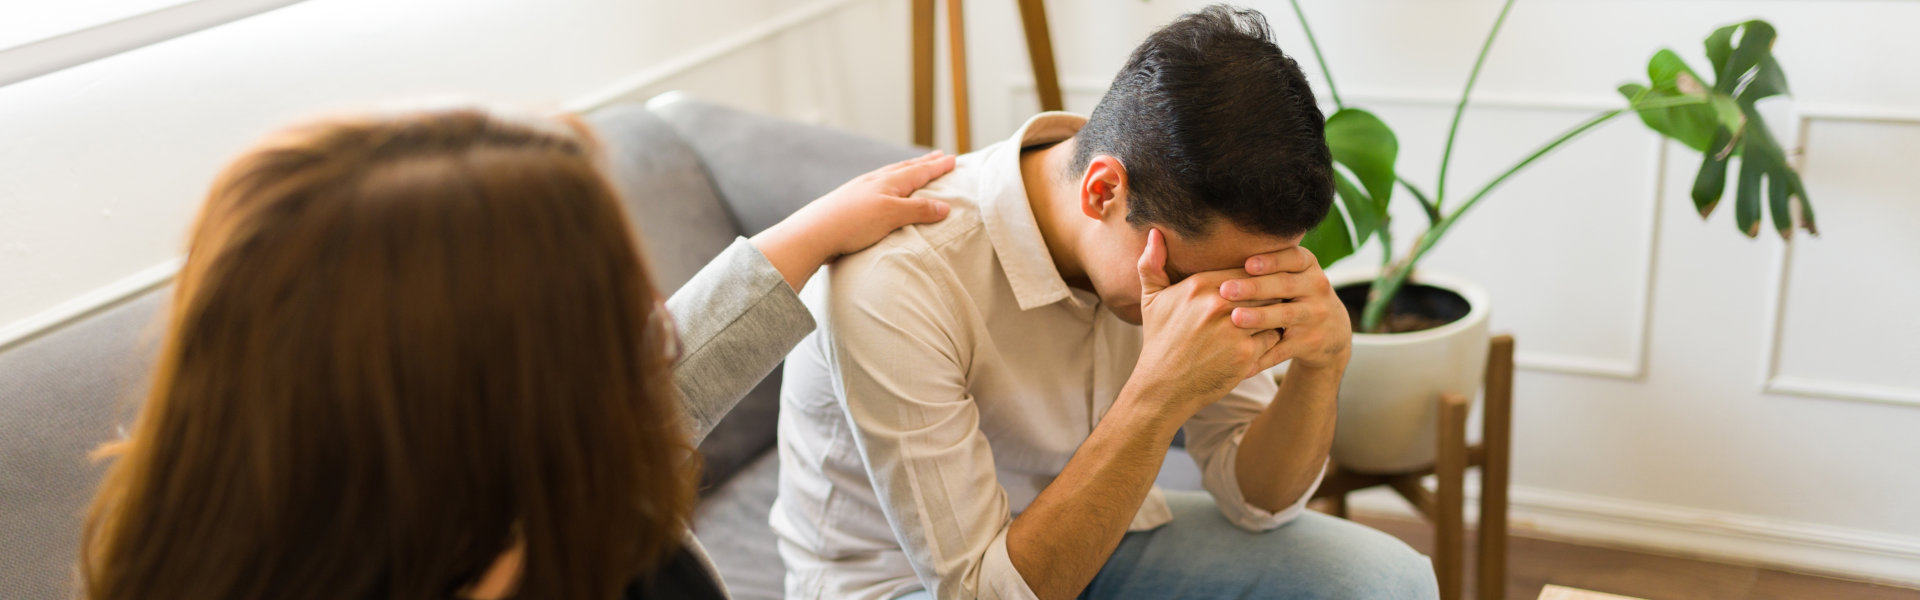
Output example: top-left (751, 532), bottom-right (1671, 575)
top-left (1292, 0), bottom-right (1817, 333)
top-left (1280, 0), bottom-right (1818, 473)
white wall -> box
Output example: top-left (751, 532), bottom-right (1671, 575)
top-left (941, 0), bottom-right (1920, 584)
top-left (0, 0), bottom-right (911, 347)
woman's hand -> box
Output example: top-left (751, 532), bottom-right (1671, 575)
top-left (752, 151), bottom-right (957, 292)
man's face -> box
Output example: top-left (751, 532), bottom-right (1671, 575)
top-left (1081, 204), bottom-right (1303, 325)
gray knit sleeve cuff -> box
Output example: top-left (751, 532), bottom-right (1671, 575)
top-left (665, 237), bottom-right (816, 444)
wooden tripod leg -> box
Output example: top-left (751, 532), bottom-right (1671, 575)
top-left (1478, 336), bottom-right (1515, 600)
top-left (1015, 0), bottom-right (1063, 112)
top-left (943, 0), bottom-right (971, 152)
top-left (910, 0), bottom-right (936, 147)
top-left (1436, 393), bottom-right (1470, 600)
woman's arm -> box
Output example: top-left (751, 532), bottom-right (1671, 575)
top-left (666, 151), bottom-right (956, 443)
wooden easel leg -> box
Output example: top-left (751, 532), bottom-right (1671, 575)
top-left (1436, 393), bottom-right (1470, 600)
top-left (911, 0), bottom-right (936, 147)
top-left (1014, 0), bottom-right (1063, 112)
top-left (1478, 336), bottom-right (1515, 600)
top-left (943, 0), bottom-right (971, 152)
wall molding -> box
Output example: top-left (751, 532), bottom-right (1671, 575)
top-left (0, 0), bottom-right (310, 90)
top-left (0, 258), bottom-right (180, 353)
top-left (1759, 114), bottom-right (1920, 408)
top-left (0, 0), bottom-right (868, 352)
top-left (1348, 484), bottom-right (1920, 588)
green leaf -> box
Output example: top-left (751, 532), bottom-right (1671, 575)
top-left (1325, 108), bottom-right (1399, 214)
top-left (1691, 127), bottom-right (1733, 217)
top-left (1768, 157), bottom-right (1793, 239)
top-left (1305, 107), bottom-right (1397, 269)
top-left (1299, 200), bottom-right (1355, 268)
top-left (1744, 55), bottom-right (1792, 102)
top-left (1705, 24), bottom-right (1738, 89)
top-left (1623, 19), bottom-right (1815, 238)
top-left (1794, 173), bottom-right (1818, 235)
top-left (1735, 145), bottom-right (1764, 237)
top-left (1620, 79), bottom-right (1716, 152)
top-left (1332, 169), bottom-right (1380, 245)
top-left (1725, 20), bottom-right (1778, 93)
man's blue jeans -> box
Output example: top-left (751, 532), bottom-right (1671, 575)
top-left (897, 491), bottom-right (1439, 599)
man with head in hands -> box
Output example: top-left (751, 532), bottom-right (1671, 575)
top-left (772, 5), bottom-right (1440, 599)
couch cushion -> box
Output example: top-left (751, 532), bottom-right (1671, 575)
top-left (645, 92), bottom-right (925, 236)
top-left (691, 450), bottom-right (785, 600)
top-left (0, 288), bottom-right (167, 599)
top-left (586, 103), bottom-right (742, 294)
top-left (588, 102), bottom-right (778, 492)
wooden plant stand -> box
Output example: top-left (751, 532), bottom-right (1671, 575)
top-left (1312, 335), bottom-right (1515, 600)
top-left (910, 0), bottom-right (1063, 153)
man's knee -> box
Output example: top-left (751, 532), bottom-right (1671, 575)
top-left (1283, 515), bottom-right (1439, 599)
top-left (1352, 534), bottom-right (1438, 600)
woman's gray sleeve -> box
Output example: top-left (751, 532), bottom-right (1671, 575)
top-left (665, 237), bottom-right (816, 445)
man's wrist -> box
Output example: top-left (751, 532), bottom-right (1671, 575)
top-left (1110, 378), bottom-right (1196, 440)
top-left (1289, 348), bottom-right (1351, 376)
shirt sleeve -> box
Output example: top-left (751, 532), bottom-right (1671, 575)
top-left (1181, 368), bottom-right (1326, 532)
top-left (819, 246), bottom-right (1039, 600)
top-left (665, 237), bottom-right (817, 445)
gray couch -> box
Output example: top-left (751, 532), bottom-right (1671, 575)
top-left (0, 93), bottom-right (923, 600)
top-left (0, 93), bottom-right (1211, 600)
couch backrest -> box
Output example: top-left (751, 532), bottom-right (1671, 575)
top-left (0, 289), bottom-right (167, 598)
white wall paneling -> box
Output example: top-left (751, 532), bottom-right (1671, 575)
top-left (1761, 114), bottom-right (1920, 408)
top-left (995, 0), bottom-right (1920, 584)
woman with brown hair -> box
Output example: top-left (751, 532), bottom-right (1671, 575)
top-left (77, 107), bottom-right (954, 599)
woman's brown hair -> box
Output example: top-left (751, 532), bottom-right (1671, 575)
top-left (80, 107), bottom-right (695, 599)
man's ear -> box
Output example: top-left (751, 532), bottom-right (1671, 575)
top-left (1078, 155), bottom-right (1129, 222)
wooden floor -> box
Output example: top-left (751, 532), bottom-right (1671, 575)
top-left (1351, 513), bottom-right (1920, 600)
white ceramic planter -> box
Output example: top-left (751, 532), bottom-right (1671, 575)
top-left (1327, 268), bottom-right (1491, 474)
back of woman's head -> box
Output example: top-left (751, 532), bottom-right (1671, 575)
top-left (82, 107), bottom-right (693, 599)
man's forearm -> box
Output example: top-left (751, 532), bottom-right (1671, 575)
top-left (1234, 361), bottom-right (1342, 512)
top-left (1006, 383), bottom-right (1186, 600)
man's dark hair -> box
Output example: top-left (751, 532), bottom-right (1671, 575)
top-left (1069, 4), bottom-right (1332, 239)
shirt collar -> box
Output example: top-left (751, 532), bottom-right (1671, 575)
top-left (977, 112), bottom-right (1087, 311)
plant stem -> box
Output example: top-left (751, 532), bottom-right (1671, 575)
top-left (1397, 176), bottom-right (1441, 226)
top-left (1434, 0), bottom-right (1517, 213)
top-left (1361, 108), bottom-right (1626, 332)
top-left (1374, 218), bottom-right (1395, 268)
top-left (1289, 0), bottom-right (1343, 110)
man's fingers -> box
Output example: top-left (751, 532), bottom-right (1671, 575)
top-left (1244, 246), bottom-right (1318, 276)
top-left (1254, 332), bottom-right (1293, 372)
top-left (1230, 303), bottom-right (1301, 330)
top-left (1218, 271), bottom-right (1319, 303)
top-left (1137, 228), bottom-right (1170, 295)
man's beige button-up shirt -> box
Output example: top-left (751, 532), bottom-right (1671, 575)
top-left (771, 112), bottom-right (1321, 600)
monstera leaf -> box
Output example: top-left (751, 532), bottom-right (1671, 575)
top-left (1302, 107), bottom-right (1398, 266)
top-left (1619, 20), bottom-right (1816, 238)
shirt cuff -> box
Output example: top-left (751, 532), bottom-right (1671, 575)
top-left (976, 524), bottom-right (1042, 600)
top-left (665, 237), bottom-right (817, 444)
top-left (1203, 427), bottom-right (1328, 532)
